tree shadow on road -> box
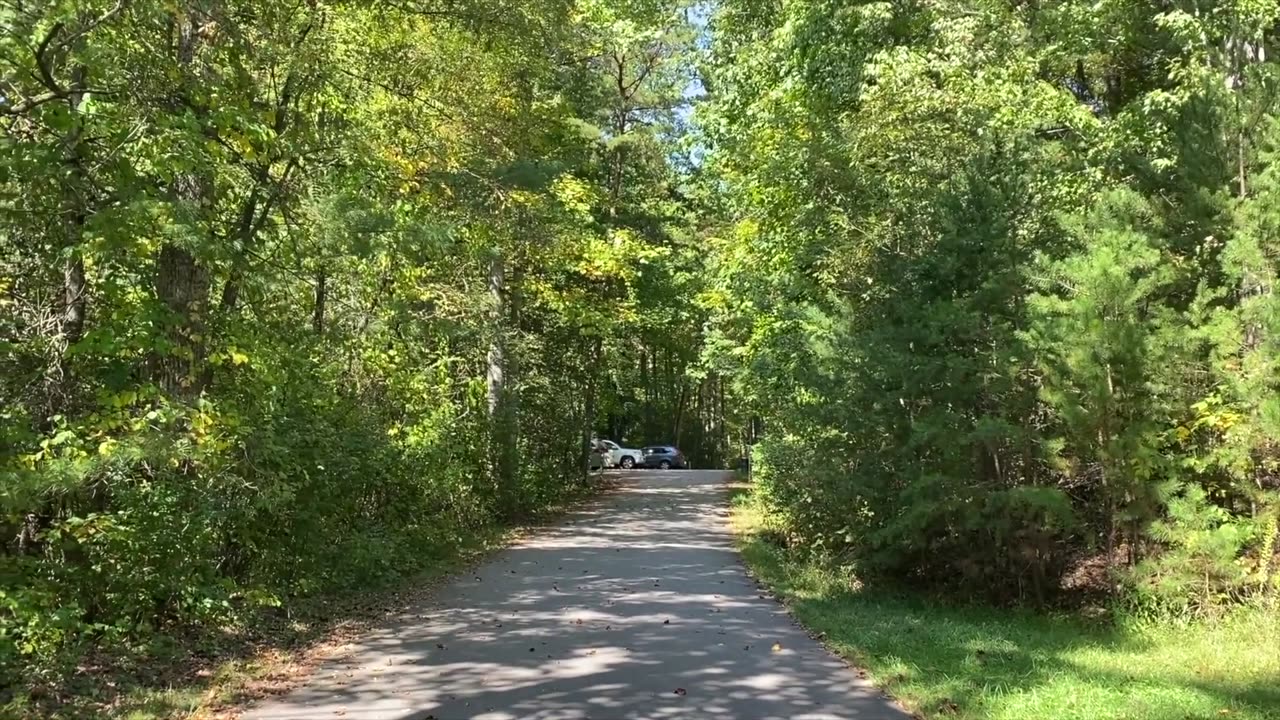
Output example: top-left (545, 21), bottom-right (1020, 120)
top-left (27, 479), bottom-right (620, 720)
top-left (242, 470), bottom-right (908, 720)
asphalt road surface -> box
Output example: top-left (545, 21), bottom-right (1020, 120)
top-left (244, 470), bottom-right (908, 720)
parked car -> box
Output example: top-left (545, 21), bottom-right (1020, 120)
top-left (640, 445), bottom-right (687, 469)
top-left (599, 439), bottom-right (643, 469)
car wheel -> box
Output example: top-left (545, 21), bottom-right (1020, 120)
top-left (620, 456), bottom-right (635, 469)
top-left (659, 460), bottom-right (672, 470)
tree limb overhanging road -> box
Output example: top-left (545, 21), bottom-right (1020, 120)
top-left (244, 471), bottom-right (909, 720)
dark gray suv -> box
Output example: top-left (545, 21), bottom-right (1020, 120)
top-left (639, 446), bottom-right (687, 469)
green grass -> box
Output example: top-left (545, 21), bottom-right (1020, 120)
top-left (728, 485), bottom-right (1280, 720)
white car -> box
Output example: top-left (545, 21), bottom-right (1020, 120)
top-left (599, 440), bottom-right (642, 469)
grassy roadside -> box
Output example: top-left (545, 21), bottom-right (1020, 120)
top-left (22, 475), bottom-right (622, 720)
top-left (727, 483), bottom-right (1280, 720)
top-left (116, 529), bottom-right (511, 720)
top-left (29, 526), bottom-right (512, 720)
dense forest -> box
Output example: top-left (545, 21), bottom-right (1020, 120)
top-left (0, 0), bottom-right (725, 700)
top-left (701, 0), bottom-right (1280, 614)
top-left (2, 0), bottom-right (1279, 713)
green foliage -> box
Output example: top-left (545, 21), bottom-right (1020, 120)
top-left (732, 488), bottom-right (1280, 720)
top-left (0, 0), bottom-right (719, 705)
top-left (1131, 484), bottom-right (1261, 617)
top-left (701, 0), bottom-right (1280, 611)
top-left (7, 0), bottom-right (1280, 710)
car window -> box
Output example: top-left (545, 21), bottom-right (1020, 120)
top-left (642, 447), bottom-right (662, 453)
top-left (603, 441), bottom-right (619, 450)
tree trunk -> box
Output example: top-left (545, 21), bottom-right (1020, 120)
top-left (718, 376), bottom-right (727, 466)
top-left (155, 243), bottom-right (210, 398)
top-left (42, 50), bottom-right (91, 418)
top-left (580, 336), bottom-right (604, 477)
top-left (506, 261), bottom-right (524, 486)
top-left (609, 51), bottom-right (630, 217)
top-left (673, 380), bottom-right (688, 447)
top-left (487, 251), bottom-right (518, 515)
top-left (60, 255), bottom-right (87, 341)
top-left (44, 218), bottom-right (88, 418)
top-left (153, 7), bottom-right (211, 400)
top-left (486, 254), bottom-right (506, 424)
top-left (312, 269), bottom-right (327, 334)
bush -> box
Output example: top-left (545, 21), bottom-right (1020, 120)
top-left (1128, 485), bottom-right (1273, 618)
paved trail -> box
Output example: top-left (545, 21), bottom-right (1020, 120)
top-left (246, 471), bottom-right (907, 720)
